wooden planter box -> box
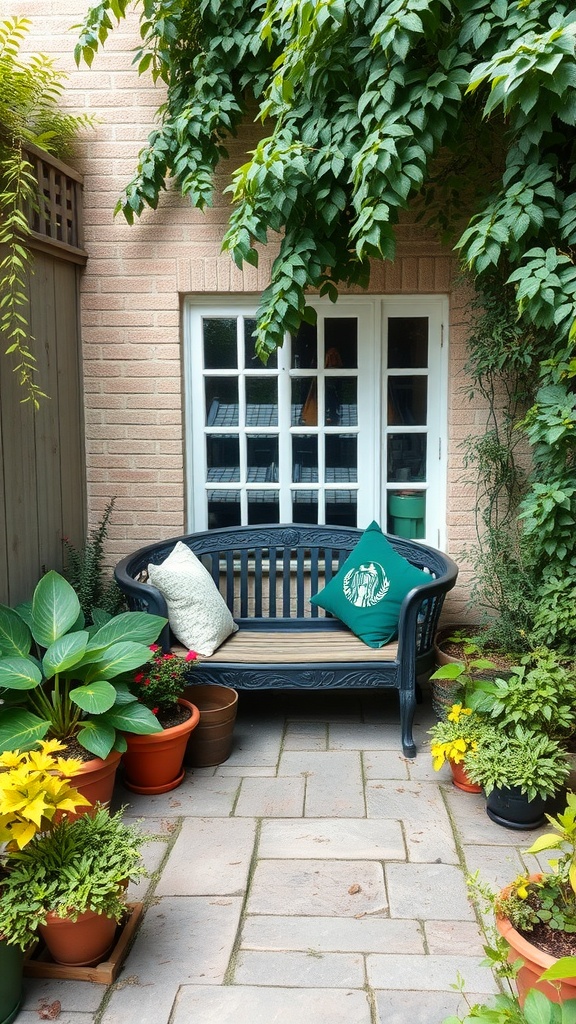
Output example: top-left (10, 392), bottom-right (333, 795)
top-left (23, 903), bottom-right (143, 984)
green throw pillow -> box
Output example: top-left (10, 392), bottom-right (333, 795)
top-left (310, 521), bottom-right (431, 648)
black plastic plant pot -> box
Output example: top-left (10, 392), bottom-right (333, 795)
top-left (0, 938), bottom-right (24, 1024)
top-left (486, 785), bottom-right (547, 831)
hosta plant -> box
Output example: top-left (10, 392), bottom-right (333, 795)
top-left (463, 727), bottom-right (570, 802)
top-left (0, 571), bottom-right (167, 758)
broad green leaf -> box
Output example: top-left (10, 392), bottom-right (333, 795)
top-left (0, 605), bottom-right (31, 657)
top-left (525, 834), bottom-right (563, 854)
top-left (42, 631), bottom-right (89, 677)
top-left (0, 708), bottom-right (49, 751)
top-left (76, 720), bottom-right (116, 759)
top-left (523, 987), bottom-right (563, 1022)
top-left (430, 662), bottom-right (464, 679)
top-left (84, 641), bottom-right (155, 682)
top-left (0, 656), bottom-right (42, 690)
top-left (30, 572), bottom-right (81, 648)
top-left (101, 701), bottom-right (161, 734)
top-left (540, 956), bottom-right (576, 982)
top-left (86, 611), bottom-right (167, 650)
top-left (69, 679), bottom-right (117, 714)
top-left (112, 680), bottom-right (140, 705)
top-left (14, 601), bottom-right (33, 631)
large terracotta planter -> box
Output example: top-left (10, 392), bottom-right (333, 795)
top-left (122, 698), bottom-right (200, 794)
top-left (0, 937), bottom-right (24, 1024)
top-left (183, 683), bottom-right (238, 767)
top-left (71, 749), bottom-right (122, 817)
top-left (496, 883), bottom-right (576, 1006)
top-left (38, 908), bottom-right (118, 966)
top-left (449, 758), bottom-right (482, 793)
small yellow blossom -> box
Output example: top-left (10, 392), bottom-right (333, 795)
top-left (447, 703), bottom-right (472, 724)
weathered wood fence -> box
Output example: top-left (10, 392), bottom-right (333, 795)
top-left (0, 144), bottom-right (87, 605)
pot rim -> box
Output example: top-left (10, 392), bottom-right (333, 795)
top-left (496, 874), bottom-right (576, 979)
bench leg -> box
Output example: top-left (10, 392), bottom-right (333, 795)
top-left (399, 690), bottom-right (417, 759)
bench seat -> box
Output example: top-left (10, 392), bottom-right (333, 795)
top-left (175, 631), bottom-right (398, 664)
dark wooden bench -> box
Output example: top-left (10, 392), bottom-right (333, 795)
top-left (114, 524), bottom-right (458, 758)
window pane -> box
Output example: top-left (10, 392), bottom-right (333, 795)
top-left (207, 489), bottom-right (241, 529)
top-left (207, 435), bottom-right (239, 482)
top-left (387, 434), bottom-right (427, 482)
top-left (292, 378), bottom-right (317, 426)
top-left (203, 318), bottom-right (237, 369)
top-left (387, 317), bottom-right (428, 369)
top-left (205, 377), bottom-right (239, 426)
top-left (244, 317), bottom-right (277, 369)
top-left (388, 376), bottom-right (427, 426)
top-left (325, 489), bottom-right (357, 527)
top-left (291, 321), bottom-right (318, 368)
top-left (248, 490), bottom-right (279, 524)
top-left (325, 377), bottom-right (357, 426)
top-left (387, 489), bottom-right (426, 539)
top-left (292, 490), bottom-right (318, 524)
top-left (325, 435), bottom-right (357, 482)
top-left (247, 435), bottom-right (279, 482)
top-left (246, 378), bottom-right (278, 426)
top-left (292, 435), bottom-right (318, 482)
top-left (325, 318), bottom-right (357, 368)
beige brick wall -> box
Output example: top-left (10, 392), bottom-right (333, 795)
top-left (14, 2), bottom-right (486, 622)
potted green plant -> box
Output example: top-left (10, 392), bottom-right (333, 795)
top-left (428, 702), bottom-right (495, 792)
top-left (0, 571), bottom-right (167, 805)
top-left (0, 740), bottom-right (94, 1016)
top-left (120, 645), bottom-right (200, 794)
top-left (462, 727), bottom-right (570, 829)
top-left (466, 794), bottom-right (576, 1008)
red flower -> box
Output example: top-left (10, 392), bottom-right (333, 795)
top-left (163, 653), bottom-right (175, 661)
top-left (185, 650), bottom-right (198, 662)
top-left (149, 644), bottom-right (160, 652)
top-left (134, 672), bottom-right (145, 684)
top-left (151, 707), bottom-right (159, 716)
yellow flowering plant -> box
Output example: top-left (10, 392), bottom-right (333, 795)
top-left (428, 703), bottom-right (494, 771)
top-left (0, 739), bottom-right (91, 853)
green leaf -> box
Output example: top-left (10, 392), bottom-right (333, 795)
top-left (84, 641), bottom-right (154, 682)
top-left (69, 679), bottom-right (117, 714)
top-left (87, 611), bottom-right (167, 650)
top-left (76, 720), bottom-right (116, 759)
top-left (0, 707), bottom-right (49, 751)
top-left (42, 631), bottom-right (90, 677)
top-left (30, 572), bottom-right (81, 648)
top-left (540, 956), bottom-right (576, 981)
top-left (0, 605), bottom-right (31, 657)
top-left (0, 656), bottom-right (42, 690)
top-left (101, 701), bottom-right (161, 734)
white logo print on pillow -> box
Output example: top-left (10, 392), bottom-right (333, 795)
top-left (342, 562), bottom-right (390, 607)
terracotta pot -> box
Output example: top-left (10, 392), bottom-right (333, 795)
top-left (70, 750), bottom-right (122, 817)
top-left (496, 877), bottom-right (576, 1006)
top-left (38, 908), bottom-right (118, 966)
top-left (449, 758), bottom-right (482, 793)
top-left (0, 937), bottom-right (24, 1024)
top-left (122, 698), bottom-right (200, 794)
top-left (183, 684), bottom-right (238, 767)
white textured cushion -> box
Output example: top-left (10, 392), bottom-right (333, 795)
top-left (147, 542), bottom-right (238, 655)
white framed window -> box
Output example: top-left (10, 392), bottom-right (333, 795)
top-left (184, 295), bottom-right (448, 546)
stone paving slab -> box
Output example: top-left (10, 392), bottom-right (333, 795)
top-left (363, 750), bottom-right (410, 780)
top-left (386, 863), bottom-right (475, 920)
top-left (247, 859), bottom-right (388, 916)
top-left (374, 989), bottom-right (495, 1024)
top-left (234, 776), bottom-right (306, 816)
top-left (259, 818), bottom-right (405, 860)
top-left (240, 914), bottom-right (425, 953)
top-left (155, 817), bottom-right (257, 896)
top-left (328, 721), bottom-right (404, 750)
top-left (444, 786), bottom-right (548, 846)
top-left (223, 721), bottom-right (283, 767)
top-left (21, 979), bottom-right (104, 1013)
top-left (366, 780), bottom-right (459, 863)
top-left (17, 1014), bottom-right (96, 1024)
top-left (461, 843), bottom-right (526, 890)
top-left (367, 953), bottom-right (499, 993)
top-left (278, 750), bottom-right (365, 817)
top-left (172, 985), bottom-right (372, 1024)
top-left (117, 774), bottom-right (241, 817)
top-left (424, 920), bottom-right (486, 955)
top-left (283, 722), bottom-right (328, 750)
top-left (233, 949), bottom-right (366, 987)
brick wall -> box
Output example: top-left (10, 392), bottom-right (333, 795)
top-left (13, 1), bottom-right (487, 622)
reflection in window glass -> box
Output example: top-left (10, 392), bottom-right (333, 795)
top-left (387, 434), bottom-right (427, 482)
top-left (247, 435), bottom-right (279, 482)
top-left (292, 490), bottom-right (318, 524)
top-left (207, 489), bottom-right (241, 529)
top-left (205, 377), bottom-right (239, 426)
top-left (292, 435), bottom-right (318, 482)
top-left (387, 489), bottom-right (426, 539)
top-left (388, 376), bottom-right (427, 426)
top-left (292, 378), bottom-right (317, 426)
top-left (206, 435), bottom-right (240, 482)
top-left (325, 435), bottom-right (357, 482)
top-left (325, 490), bottom-right (357, 527)
top-left (244, 317), bottom-right (277, 368)
top-left (203, 318), bottom-right (238, 369)
top-left (246, 378), bottom-right (278, 426)
top-left (248, 490), bottom-right (279, 524)
top-left (387, 318), bottom-right (428, 369)
top-left (324, 318), bottom-right (357, 368)
top-left (291, 321), bottom-right (317, 369)
top-left (325, 377), bottom-right (357, 426)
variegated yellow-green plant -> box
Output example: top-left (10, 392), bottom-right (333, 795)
top-left (0, 739), bottom-right (91, 851)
